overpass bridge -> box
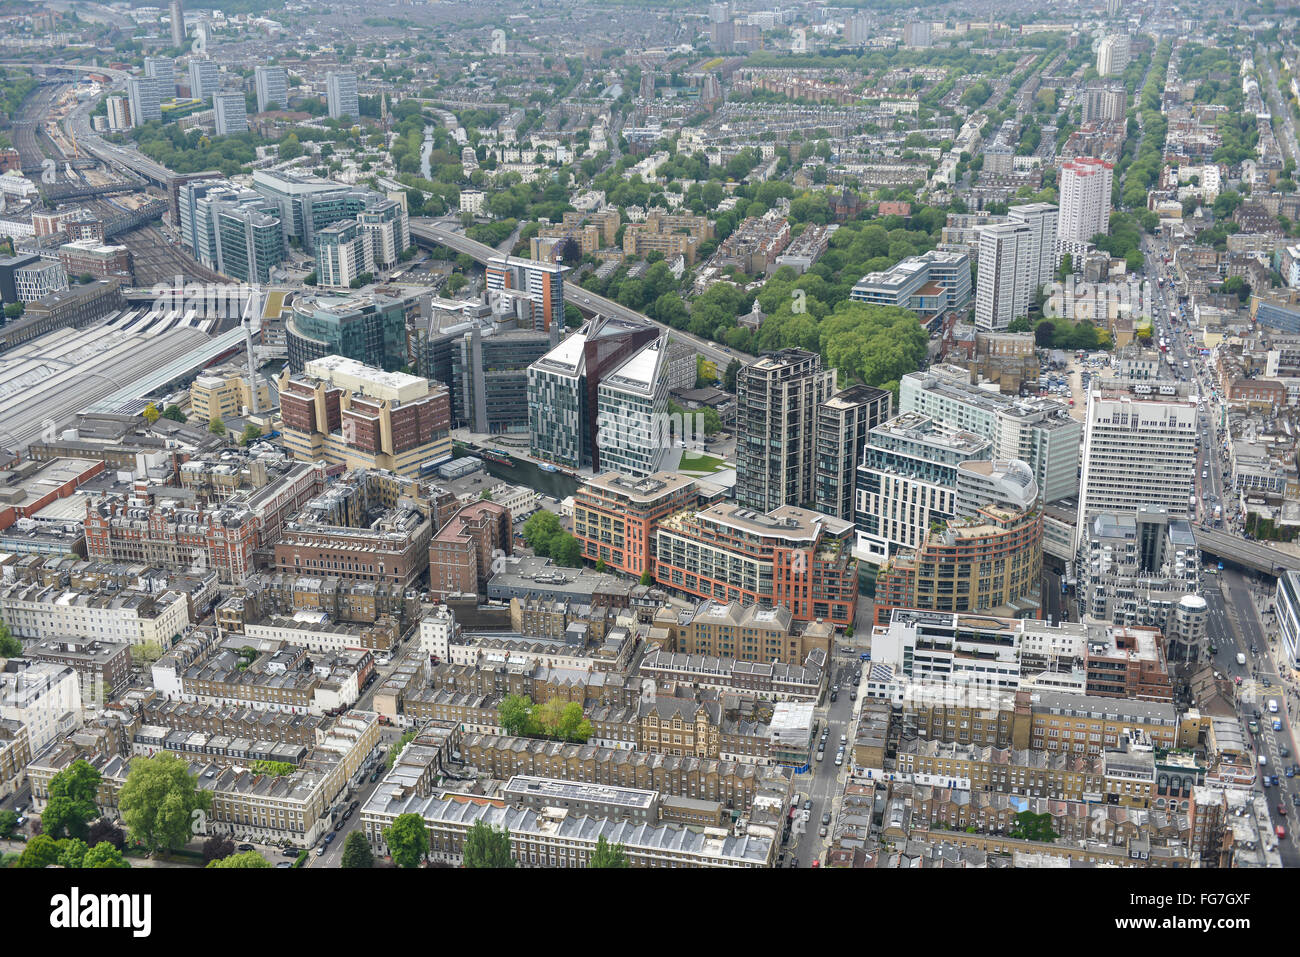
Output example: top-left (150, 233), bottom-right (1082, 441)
top-left (408, 220), bottom-right (752, 371)
top-left (1192, 524), bottom-right (1300, 577)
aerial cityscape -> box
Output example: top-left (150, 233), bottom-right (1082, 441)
top-left (0, 0), bottom-right (1294, 894)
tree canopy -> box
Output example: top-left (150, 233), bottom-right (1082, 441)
top-left (463, 820), bottom-right (514, 868)
top-left (118, 753), bottom-right (213, 855)
top-left (385, 812), bottom-right (428, 868)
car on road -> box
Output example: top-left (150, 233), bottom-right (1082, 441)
top-left (818, 826), bottom-right (828, 838)
top-left (803, 799), bottom-right (812, 811)
top-left (1279, 803), bottom-right (1288, 817)
top-left (821, 812), bottom-right (831, 826)
top-left (237, 844), bottom-right (255, 852)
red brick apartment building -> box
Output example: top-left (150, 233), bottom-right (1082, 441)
top-left (427, 501), bottom-right (512, 599)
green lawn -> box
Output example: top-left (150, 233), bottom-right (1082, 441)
top-left (678, 452), bottom-right (728, 474)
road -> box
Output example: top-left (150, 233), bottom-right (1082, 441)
top-left (409, 219), bottom-right (750, 372)
top-left (1141, 215), bottom-right (1300, 860)
top-left (785, 662), bottom-right (860, 868)
top-left (1259, 45), bottom-right (1300, 170)
top-left (1218, 566), bottom-right (1300, 864)
top-left (306, 725), bottom-right (408, 868)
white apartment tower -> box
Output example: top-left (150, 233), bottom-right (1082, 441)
top-left (255, 65), bottom-right (289, 113)
top-left (127, 76), bottom-right (165, 127)
top-left (326, 71), bottom-right (359, 121)
top-left (1077, 378), bottom-right (1198, 533)
top-left (1058, 158), bottom-right (1113, 259)
top-left (107, 95), bottom-right (131, 131)
top-left (213, 91), bottom-right (248, 136)
top-left (975, 222), bottom-right (1032, 331)
top-left (188, 58), bottom-right (219, 102)
top-left (1097, 34), bottom-right (1131, 77)
top-left (1007, 202), bottom-right (1059, 294)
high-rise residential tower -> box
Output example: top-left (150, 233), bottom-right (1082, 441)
top-left (735, 349), bottom-right (837, 513)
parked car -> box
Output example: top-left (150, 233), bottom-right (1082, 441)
top-left (281, 847), bottom-right (300, 858)
top-left (276, 861), bottom-right (294, 868)
top-left (821, 812), bottom-right (831, 826)
top-left (324, 832), bottom-right (337, 845)
top-left (237, 844), bottom-right (255, 852)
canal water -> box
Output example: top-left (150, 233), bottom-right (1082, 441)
top-left (454, 441), bottom-right (580, 500)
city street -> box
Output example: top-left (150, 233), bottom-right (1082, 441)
top-left (786, 659), bottom-right (861, 868)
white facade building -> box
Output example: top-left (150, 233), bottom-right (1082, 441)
top-left (1077, 378), bottom-right (1198, 531)
top-left (975, 222), bottom-right (1032, 331)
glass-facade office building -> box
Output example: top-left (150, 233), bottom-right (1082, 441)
top-left (286, 293), bottom-right (408, 372)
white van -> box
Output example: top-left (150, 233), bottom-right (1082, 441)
top-left (1270, 699), bottom-right (1280, 713)
top-left (1238, 653), bottom-right (1247, 666)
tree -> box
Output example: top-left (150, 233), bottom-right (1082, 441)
top-left (551, 533), bottom-right (584, 568)
top-left (0, 810), bottom-right (17, 839)
top-left (589, 834), bottom-right (630, 868)
top-left (1009, 810), bottom-right (1059, 843)
top-left (639, 569), bottom-right (653, 586)
top-left (386, 728), bottom-right (418, 770)
top-left (498, 693), bottom-right (533, 737)
top-left (521, 510), bottom-right (563, 556)
top-left (385, 812), bottom-right (428, 868)
top-left (3, 302), bottom-right (23, 319)
top-left (278, 132), bottom-right (303, 159)
top-left (142, 402), bottom-right (161, 424)
top-left (0, 621), bottom-right (19, 657)
top-left (554, 701), bottom-right (592, 742)
top-left (17, 834), bottom-right (59, 868)
top-left (118, 752), bottom-right (213, 855)
top-left (202, 834), bottom-right (236, 864)
top-left (463, 820), bottom-right (514, 868)
top-left (1006, 316), bottom-right (1033, 333)
top-left (208, 418), bottom-right (226, 436)
top-left (207, 850), bottom-right (271, 868)
top-left (160, 404), bottom-right (186, 423)
top-left (87, 817), bottom-right (124, 849)
top-left (82, 842), bottom-right (130, 868)
top-left (594, 558), bottom-right (607, 573)
top-left (240, 424), bottom-right (263, 446)
top-left (42, 759), bottom-right (102, 841)
top-left (723, 358), bottom-right (741, 392)
top-left (342, 830), bottom-right (373, 868)
top-left (57, 838), bottom-right (88, 869)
